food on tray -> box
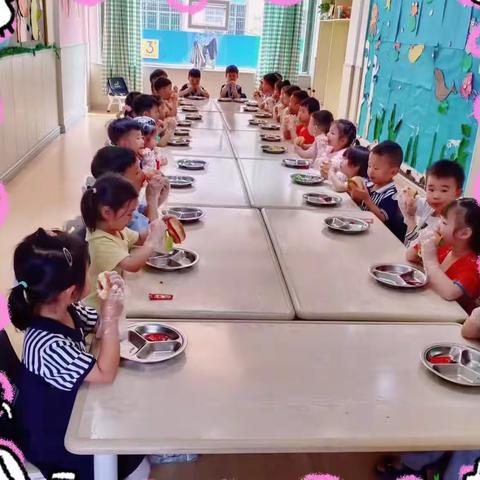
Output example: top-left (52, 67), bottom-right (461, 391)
top-left (294, 136), bottom-right (305, 146)
top-left (144, 333), bottom-right (173, 342)
top-left (164, 217), bottom-right (186, 243)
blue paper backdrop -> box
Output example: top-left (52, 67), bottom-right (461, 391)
top-left (358, 0), bottom-right (480, 179)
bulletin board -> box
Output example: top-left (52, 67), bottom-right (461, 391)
top-left (358, 0), bottom-right (480, 181)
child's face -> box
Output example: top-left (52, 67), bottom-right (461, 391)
top-left (327, 124), bottom-right (343, 150)
top-left (307, 116), bottom-right (318, 137)
top-left (281, 91), bottom-right (290, 107)
top-left (263, 82), bottom-right (274, 96)
top-left (367, 153), bottom-right (399, 186)
top-left (189, 76), bottom-right (201, 89)
top-left (118, 130), bottom-right (145, 155)
top-left (102, 198), bottom-right (138, 231)
top-left (146, 106), bottom-right (161, 122)
top-left (289, 97), bottom-right (300, 115)
top-left (143, 129), bottom-right (158, 150)
top-left (297, 106), bottom-right (310, 125)
top-left (226, 72), bottom-right (238, 83)
top-left (340, 155), bottom-right (359, 178)
top-left (159, 85), bottom-right (173, 100)
top-left (426, 175), bottom-right (461, 215)
top-left (439, 208), bottom-right (471, 246)
top-left (123, 159), bottom-right (145, 192)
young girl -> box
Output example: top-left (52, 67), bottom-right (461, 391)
top-left (133, 116), bottom-right (169, 171)
top-left (152, 77), bottom-right (178, 118)
top-left (319, 119), bottom-right (357, 178)
top-left (274, 82), bottom-right (293, 122)
top-left (81, 173), bottom-right (168, 310)
top-left (406, 198), bottom-right (480, 314)
top-left (121, 91), bottom-right (141, 119)
top-left (9, 229), bottom-right (150, 478)
top-left (329, 145), bottom-right (369, 192)
top-left (293, 110), bottom-right (333, 166)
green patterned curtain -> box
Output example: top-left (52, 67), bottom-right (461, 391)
top-left (102, 0), bottom-right (142, 93)
top-left (257, 3), bottom-right (304, 84)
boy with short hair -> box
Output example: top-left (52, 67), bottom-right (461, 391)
top-left (282, 90), bottom-right (309, 140)
top-left (289, 97), bottom-right (320, 146)
top-left (400, 159), bottom-right (464, 247)
top-left (107, 119), bottom-right (144, 157)
top-left (350, 140), bottom-right (407, 242)
top-left (152, 77), bottom-right (178, 118)
top-left (179, 68), bottom-right (209, 98)
top-left (220, 65), bottom-right (245, 99)
top-left (150, 68), bottom-right (168, 90)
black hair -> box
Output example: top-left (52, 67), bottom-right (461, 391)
top-left (132, 94), bottom-right (161, 116)
top-left (107, 118), bottom-right (141, 145)
top-left (291, 90), bottom-right (309, 103)
top-left (273, 72), bottom-right (283, 81)
top-left (371, 140), bottom-right (403, 168)
top-left (226, 65), bottom-right (239, 74)
top-left (444, 198), bottom-right (480, 254)
top-left (150, 68), bottom-right (168, 85)
top-left (285, 85), bottom-right (301, 96)
top-left (311, 110), bottom-right (334, 133)
top-left (276, 79), bottom-right (291, 91)
top-left (125, 92), bottom-right (141, 117)
top-left (332, 119), bottom-right (357, 149)
top-left (344, 146), bottom-right (370, 178)
top-left (81, 174), bottom-right (139, 231)
top-left (299, 97), bottom-right (320, 114)
top-left (189, 68), bottom-right (202, 79)
top-left (91, 146), bottom-right (137, 179)
top-left (153, 77), bottom-right (172, 92)
top-left (8, 229), bottom-right (89, 331)
top-left (427, 159), bottom-right (465, 189)
top-left (263, 73), bottom-right (280, 89)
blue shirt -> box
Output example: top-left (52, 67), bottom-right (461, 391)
top-left (360, 181), bottom-right (407, 242)
top-left (128, 203), bottom-right (149, 232)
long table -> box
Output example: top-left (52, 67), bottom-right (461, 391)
top-left (228, 130), bottom-right (296, 160)
top-left (165, 128), bottom-right (234, 158)
top-left (262, 208), bottom-right (467, 322)
top-left (178, 111), bottom-right (226, 130)
top-left (66, 321), bottom-right (479, 480)
top-left (124, 207), bottom-right (294, 320)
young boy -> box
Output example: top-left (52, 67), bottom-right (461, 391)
top-left (150, 68), bottom-right (168, 90)
top-left (400, 160), bottom-right (464, 247)
top-left (283, 90), bottom-right (309, 141)
top-left (90, 146), bottom-right (169, 233)
top-left (220, 65), bottom-right (245, 99)
top-left (257, 73), bottom-right (282, 111)
top-left (179, 68), bottom-right (209, 98)
top-left (350, 140), bottom-right (407, 242)
top-left (289, 97), bottom-right (320, 146)
top-left (107, 119), bottom-right (145, 159)
top-left (152, 77), bottom-right (178, 118)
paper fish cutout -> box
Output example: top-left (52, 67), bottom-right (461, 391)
top-left (385, 0), bottom-right (391, 10)
top-left (0, 0), bottom-right (15, 38)
top-left (369, 3), bottom-right (378, 37)
top-left (434, 68), bottom-right (457, 100)
top-left (408, 44), bottom-right (424, 63)
top-left (461, 72), bottom-right (474, 99)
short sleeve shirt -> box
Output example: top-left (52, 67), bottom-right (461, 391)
top-left (84, 227), bottom-right (139, 309)
top-left (296, 124), bottom-right (315, 145)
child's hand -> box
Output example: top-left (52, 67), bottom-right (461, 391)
top-left (420, 237), bottom-right (438, 264)
top-left (164, 117), bottom-right (177, 131)
top-left (145, 219), bottom-right (168, 250)
top-left (294, 136), bottom-right (305, 147)
top-left (170, 91), bottom-right (179, 103)
top-left (398, 188), bottom-right (417, 218)
top-left (320, 160), bottom-right (331, 179)
top-left (99, 272), bottom-right (125, 338)
top-left (349, 183), bottom-right (369, 203)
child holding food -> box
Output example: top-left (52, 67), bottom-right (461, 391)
top-left (219, 64), bottom-right (245, 99)
top-left (9, 228), bottom-right (150, 478)
top-left (329, 146), bottom-right (369, 192)
top-left (133, 116), bottom-right (169, 171)
top-left (179, 68), bottom-right (210, 98)
top-left (273, 81), bottom-right (293, 122)
top-left (349, 140), bottom-right (407, 242)
top-left (282, 90), bottom-right (309, 140)
top-left (152, 77), bottom-right (178, 118)
top-left (399, 160), bottom-right (464, 247)
top-left (289, 97), bottom-right (320, 146)
top-left (81, 174), bottom-right (185, 310)
top-left (406, 198), bottom-right (480, 314)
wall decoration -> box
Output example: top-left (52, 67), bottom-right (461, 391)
top-left (0, 0), bottom-right (15, 37)
top-left (461, 71), bottom-right (474, 98)
top-left (408, 43), bottom-right (424, 62)
top-left (458, 0), bottom-right (480, 9)
top-left (370, 2), bottom-right (379, 37)
top-left (466, 22), bottom-right (480, 57)
top-left (434, 68), bottom-right (457, 100)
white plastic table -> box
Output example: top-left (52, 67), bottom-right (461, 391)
top-left (239, 158), bottom-right (358, 210)
top-left (161, 155), bottom-right (249, 207)
top-left (124, 207), bottom-right (294, 320)
top-left (180, 98), bottom-right (218, 112)
top-left (228, 130), bottom-right (295, 160)
top-left (222, 112), bottom-right (276, 131)
top-left (164, 129), bottom-right (234, 158)
top-left (178, 111), bottom-right (225, 130)
top-left (215, 99), bottom-right (251, 114)
top-left (66, 321), bottom-right (479, 480)
top-left (263, 208), bottom-right (467, 322)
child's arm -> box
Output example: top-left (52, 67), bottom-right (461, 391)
top-left (157, 119), bottom-right (176, 147)
top-left (406, 240), bottom-right (422, 263)
top-left (350, 185), bottom-right (387, 222)
top-left (145, 173), bottom-right (170, 219)
top-left (462, 308), bottom-right (480, 339)
top-left (178, 85), bottom-right (191, 98)
top-left (167, 95), bottom-right (178, 117)
top-left (328, 170), bottom-right (348, 193)
top-left (200, 86), bottom-right (210, 98)
top-left (294, 142), bottom-right (316, 160)
top-left (220, 84), bottom-right (229, 98)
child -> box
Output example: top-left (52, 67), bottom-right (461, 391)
top-left (293, 110), bottom-right (334, 167)
top-left (282, 90), bottom-right (309, 140)
top-left (278, 85), bottom-right (301, 124)
top-left (290, 97), bottom-right (320, 146)
top-left (400, 160), bottom-right (464, 247)
top-left (273, 80), bottom-right (291, 122)
top-left (81, 174), bottom-right (168, 310)
top-left (179, 68), bottom-right (209, 98)
top-left (319, 119), bottom-right (357, 176)
top-left (152, 77), bottom-right (178, 118)
top-left (259, 73), bottom-right (283, 112)
top-left (329, 146), bottom-right (370, 192)
top-left (107, 118), bottom-right (144, 160)
top-left (133, 116), bottom-right (169, 170)
top-left (350, 140), bottom-right (407, 242)
top-left (406, 198), bottom-right (480, 313)
top-left (150, 68), bottom-right (168, 90)
top-left (9, 228), bottom-right (150, 478)
top-left (91, 146), bottom-right (170, 233)
top-left (122, 91), bottom-right (141, 118)
top-left (220, 64), bottom-right (245, 99)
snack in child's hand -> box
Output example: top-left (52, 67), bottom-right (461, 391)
top-left (97, 272), bottom-right (111, 300)
top-left (295, 136), bottom-right (305, 147)
top-left (348, 176), bottom-right (366, 191)
top-left (402, 186), bottom-right (418, 200)
top-left (164, 217), bottom-right (186, 243)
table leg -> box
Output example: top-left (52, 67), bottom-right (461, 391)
top-left (94, 454), bottom-right (118, 480)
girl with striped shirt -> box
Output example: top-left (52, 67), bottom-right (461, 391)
top-left (9, 229), bottom-right (150, 479)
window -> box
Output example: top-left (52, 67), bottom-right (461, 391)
top-left (228, 4), bottom-right (246, 35)
top-left (189, 2), bottom-right (230, 30)
top-left (300, 0), bottom-right (317, 74)
top-left (141, 0), bottom-right (181, 31)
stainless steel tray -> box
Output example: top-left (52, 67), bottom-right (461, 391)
top-left (262, 145), bottom-right (286, 154)
top-left (177, 159), bottom-right (207, 170)
top-left (244, 106), bottom-right (258, 112)
top-left (234, 98), bottom-right (248, 103)
top-left (246, 100), bottom-right (258, 107)
top-left (217, 97), bottom-right (233, 102)
top-left (260, 134), bottom-right (281, 142)
top-left (182, 106), bottom-right (199, 112)
top-left (249, 119), bottom-right (267, 126)
top-left (261, 123), bottom-right (281, 131)
top-left (189, 96), bottom-right (205, 101)
top-left (168, 138), bottom-right (190, 147)
top-left (283, 158), bottom-right (310, 168)
top-left (256, 112), bottom-right (272, 118)
top-left (177, 120), bottom-right (192, 127)
top-left (121, 323), bottom-right (187, 364)
top-left (163, 207), bottom-right (205, 223)
top-left (324, 216), bottom-right (370, 234)
top-left (422, 343), bottom-right (480, 386)
top-left (147, 248), bottom-right (199, 271)
top-left (369, 263), bottom-right (427, 288)
top-left (185, 113), bottom-right (203, 121)
top-left (303, 193), bottom-right (342, 207)
top-left (291, 173), bottom-right (323, 184)
top-left (174, 128), bottom-right (191, 137)
top-left (166, 175), bottom-right (195, 188)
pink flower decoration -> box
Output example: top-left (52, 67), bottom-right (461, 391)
top-left (302, 475), bottom-right (341, 480)
top-left (459, 465), bottom-right (474, 479)
top-left (457, 0), bottom-right (480, 9)
top-left (397, 476), bottom-right (422, 480)
top-left (466, 23), bottom-right (480, 58)
top-left (473, 94), bottom-right (480, 124)
top-left (0, 439), bottom-right (25, 463)
top-left (168, 0), bottom-right (208, 14)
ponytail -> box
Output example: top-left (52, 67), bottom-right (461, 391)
top-left (334, 119), bottom-right (357, 149)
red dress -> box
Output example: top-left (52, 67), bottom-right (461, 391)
top-left (437, 245), bottom-right (480, 314)
top-left (296, 124), bottom-right (315, 145)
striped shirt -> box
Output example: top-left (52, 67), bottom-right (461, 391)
top-left (22, 303), bottom-right (97, 391)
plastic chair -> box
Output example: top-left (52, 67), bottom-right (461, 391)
top-left (107, 77), bottom-right (129, 113)
top-left (63, 216), bottom-right (87, 241)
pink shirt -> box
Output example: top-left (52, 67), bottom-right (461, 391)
top-left (294, 134), bottom-right (329, 166)
top-left (316, 146), bottom-right (347, 171)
